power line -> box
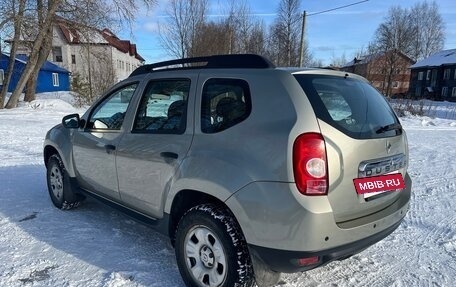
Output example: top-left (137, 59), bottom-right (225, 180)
top-left (299, 0), bottom-right (370, 67)
top-left (307, 0), bottom-right (369, 17)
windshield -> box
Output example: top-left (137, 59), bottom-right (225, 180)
top-left (294, 74), bottom-right (401, 139)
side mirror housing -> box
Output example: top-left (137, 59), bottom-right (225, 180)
top-left (62, 114), bottom-right (81, 129)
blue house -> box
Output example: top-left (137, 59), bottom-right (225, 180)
top-left (0, 53), bottom-right (70, 93)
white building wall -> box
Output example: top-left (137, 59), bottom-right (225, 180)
top-left (47, 26), bottom-right (143, 84)
top-left (111, 48), bottom-right (143, 81)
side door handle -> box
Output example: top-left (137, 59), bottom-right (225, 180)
top-left (160, 152), bottom-right (178, 160)
top-left (105, 144), bottom-right (116, 154)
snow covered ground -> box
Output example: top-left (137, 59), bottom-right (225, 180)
top-left (0, 95), bottom-right (455, 286)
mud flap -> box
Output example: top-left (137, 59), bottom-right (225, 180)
top-left (63, 174), bottom-right (84, 202)
top-left (250, 248), bottom-right (281, 287)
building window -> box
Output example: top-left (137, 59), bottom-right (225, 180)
top-left (454, 68), bottom-right (456, 80)
top-left (415, 86), bottom-right (421, 97)
top-left (441, 87), bottom-right (448, 98)
top-left (52, 73), bottom-right (59, 87)
top-left (392, 81), bottom-right (399, 88)
top-left (418, 71), bottom-right (424, 81)
top-left (443, 68), bottom-right (451, 80)
top-left (52, 46), bottom-right (63, 62)
top-left (431, 69), bottom-right (437, 87)
top-left (452, 87), bottom-right (456, 97)
top-left (71, 54), bottom-right (76, 64)
top-left (426, 70), bottom-right (431, 80)
top-left (0, 69), bottom-right (4, 85)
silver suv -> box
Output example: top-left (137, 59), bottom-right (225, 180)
top-left (44, 54), bottom-right (411, 287)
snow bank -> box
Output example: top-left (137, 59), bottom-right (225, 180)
top-left (390, 99), bottom-right (456, 121)
top-left (17, 99), bottom-right (77, 113)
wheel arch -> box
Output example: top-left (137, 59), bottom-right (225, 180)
top-left (43, 140), bottom-right (75, 177)
top-left (167, 189), bottom-right (242, 246)
top-left (43, 145), bottom-right (59, 167)
top-left (43, 143), bottom-right (74, 176)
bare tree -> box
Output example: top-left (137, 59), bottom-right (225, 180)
top-left (4, 0), bottom-right (155, 108)
top-left (221, 0), bottom-right (257, 54)
top-left (409, 1), bottom-right (445, 60)
top-left (267, 0), bottom-right (311, 67)
top-left (5, 0), bottom-right (62, 108)
top-left (371, 1), bottom-right (445, 61)
top-left (24, 0), bottom-right (54, 102)
top-left (369, 7), bottom-right (413, 97)
top-left (160, 0), bottom-right (267, 59)
top-left (368, 1), bottom-right (445, 96)
top-left (329, 51), bottom-right (348, 68)
top-left (225, 0), bottom-right (267, 55)
top-left (191, 21), bottom-right (231, 56)
top-left (371, 6), bottom-right (415, 56)
top-left (245, 21), bottom-right (267, 55)
top-left (159, 0), bottom-right (207, 59)
top-left (0, 0), bottom-right (26, 109)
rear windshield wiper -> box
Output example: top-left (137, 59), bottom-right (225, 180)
top-left (376, 123), bottom-right (402, 134)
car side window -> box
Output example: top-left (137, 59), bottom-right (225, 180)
top-left (88, 83), bottom-right (138, 130)
top-left (133, 79), bottom-right (190, 134)
top-left (201, 78), bottom-right (251, 133)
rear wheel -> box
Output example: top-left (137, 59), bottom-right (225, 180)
top-left (175, 204), bottom-right (254, 287)
top-left (46, 154), bottom-right (82, 210)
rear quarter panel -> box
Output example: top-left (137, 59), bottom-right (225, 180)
top-left (164, 69), bottom-right (321, 213)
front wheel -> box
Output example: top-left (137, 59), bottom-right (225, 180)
top-left (175, 204), bottom-right (255, 287)
top-left (46, 154), bottom-right (82, 210)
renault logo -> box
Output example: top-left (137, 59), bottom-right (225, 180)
top-left (386, 141), bottom-right (392, 154)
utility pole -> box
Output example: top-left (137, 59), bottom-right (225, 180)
top-left (298, 0), bottom-right (369, 67)
top-left (298, 11), bottom-right (306, 67)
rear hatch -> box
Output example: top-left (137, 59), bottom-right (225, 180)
top-left (294, 73), bottom-right (408, 223)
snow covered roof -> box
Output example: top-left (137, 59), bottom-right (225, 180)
top-left (410, 49), bottom-right (456, 69)
top-left (14, 54), bottom-right (70, 74)
top-left (343, 50), bottom-right (415, 68)
top-left (342, 54), bottom-right (376, 67)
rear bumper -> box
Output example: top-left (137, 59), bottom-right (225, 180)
top-left (225, 174), bottom-right (411, 272)
top-left (249, 219), bottom-right (402, 273)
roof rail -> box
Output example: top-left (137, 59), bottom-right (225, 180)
top-left (129, 54), bottom-right (275, 77)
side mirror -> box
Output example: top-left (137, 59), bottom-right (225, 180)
top-left (62, 114), bottom-right (81, 129)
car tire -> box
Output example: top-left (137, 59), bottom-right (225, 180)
top-left (175, 204), bottom-right (255, 287)
top-left (46, 154), bottom-right (82, 210)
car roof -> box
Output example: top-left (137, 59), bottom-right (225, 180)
top-left (279, 67), bottom-right (367, 81)
top-left (128, 54), bottom-right (367, 83)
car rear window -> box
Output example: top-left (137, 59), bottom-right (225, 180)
top-left (294, 74), bottom-right (401, 139)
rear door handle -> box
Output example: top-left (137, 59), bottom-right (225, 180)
top-left (105, 144), bottom-right (116, 154)
top-left (160, 152), bottom-right (178, 160)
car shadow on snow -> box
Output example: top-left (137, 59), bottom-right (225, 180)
top-left (0, 165), bottom-right (185, 287)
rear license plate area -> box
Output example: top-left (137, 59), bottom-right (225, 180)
top-left (353, 173), bottom-right (405, 197)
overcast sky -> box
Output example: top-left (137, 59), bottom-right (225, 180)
top-left (124, 0), bottom-right (456, 65)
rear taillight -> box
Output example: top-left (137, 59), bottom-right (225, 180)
top-left (293, 133), bottom-right (328, 195)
